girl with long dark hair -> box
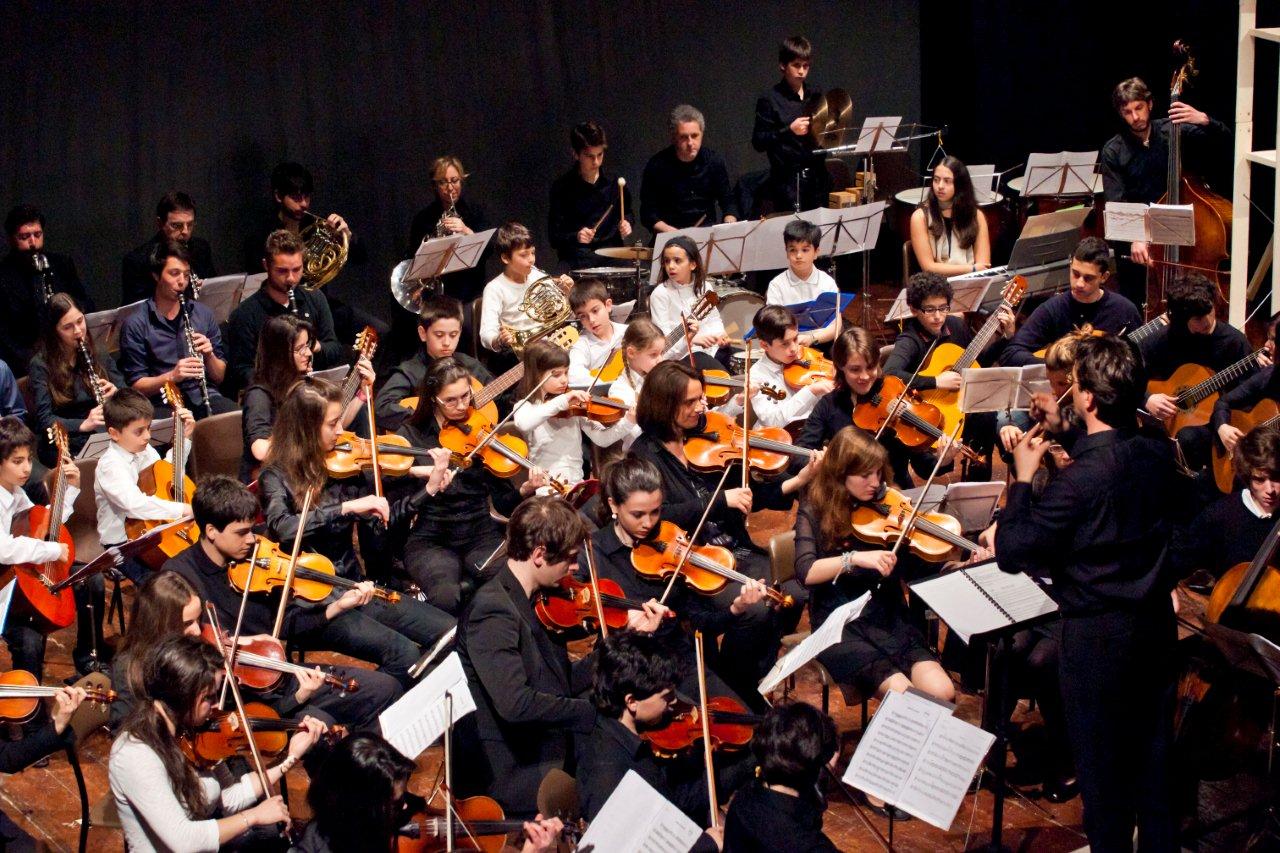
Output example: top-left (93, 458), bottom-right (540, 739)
top-left (909, 155), bottom-right (991, 276)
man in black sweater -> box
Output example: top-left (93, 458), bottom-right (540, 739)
top-left (1001, 237), bottom-right (1142, 367)
top-left (640, 104), bottom-right (738, 236)
top-left (121, 191), bottom-right (216, 306)
top-left (997, 335), bottom-right (1195, 851)
top-left (547, 120), bottom-right (633, 270)
top-left (751, 36), bottom-right (830, 213)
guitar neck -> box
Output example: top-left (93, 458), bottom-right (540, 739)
top-left (339, 365), bottom-right (362, 408)
top-left (1181, 353), bottom-right (1261, 406)
top-left (954, 302), bottom-right (1008, 372)
top-left (1127, 315), bottom-right (1165, 347)
top-left (47, 455), bottom-right (68, 542)
top-left (477, 364), bottom-right (524, 407)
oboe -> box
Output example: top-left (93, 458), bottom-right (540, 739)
top-left (178, 292), bottom-right (213, 418)
top-left (76, 338), bottom-right (106, 408)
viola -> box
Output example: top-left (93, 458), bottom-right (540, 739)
top-left (397, 795), bottom-right (582, 853)
top-left (325, 432), bottom-right (417, 478)
top-left (200, 622), bottom-right (359, 694)
top-left (850, 487), bottom-right (984, 562)
top-left (683, 410), bottom-right (816, 478)
top-left (781, 346), bottom-right (836, 391)
top-left (126, 381), bottom-right (200, 568)
top-left (642, 696), bottom-right (761, 758)
top-left (0, 669), bottom-right (116, 723)
top-left (229, 535), bottom-right (401, 605)
top-left (182, 701), bottom-right (348, 769)
top-left (632, 520), bottom-right (794, 608)
top-left (11, 424), bottom-right (76, 632)
top-left (852, 375), bottom-right (983, 463)
top-left (534, 576), bottom-right (674, 633)
top-left (701, 370), bottom-right (785, 406)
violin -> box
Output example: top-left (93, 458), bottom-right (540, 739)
top-left (534, 576), bottom-right (674, 633)
top-left (632, 520), bottom-right (794, 608)
top-left (701, 370), bottom-right (785, 406)
top-left (229, 535), bottom-right (401, 604)
top-left (397, 794), bottom-right (582, 853)
top-left (325, 432), bottom-right (418, 478)
top-left (182, 701), bottom-right (348, 769)
top-left (642, 696), bottom-right (761, 758)
top-left (438, 420), bottom-right (571, 493)
top-left (852, 375), bottom-right (983, 462)
top-left (683, 410), bottom-right (816, 479)
top-left (850, 486), bottom-right (984, 562)
top-left (559, 393), bottom-right (631, 425)
top-left (0, 669), bottom-right (116, 723)
top-left (781, 346), bottom-right (836, 391)
top-left (200, 622), bottom-right (359, 694)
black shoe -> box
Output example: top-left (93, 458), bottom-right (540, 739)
top-left (1185, 569), bottom-right (1216, 596)
top-left (860, 792), bottom-right (912, 821)
top-left (32, 756), bottom-right (49, 768)
top-left (1042, 777), bottom-right (1079, 803)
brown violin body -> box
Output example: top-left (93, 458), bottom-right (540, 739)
top-left (642, 696), bottom-right (760, 758)
top-left (0, 669), bottom-right (116, 723)
top-left (534, 575), bottom-right (673, 633)
top-left (325, 431), bottom-right (416, 478)
top-left (850, 487), bottom-right (974, 562)
top-left (201, 622), bottom-right (289, 691)
top-left (632, 520), bottom-right (735, 595)
top-left (683, 410), bottom-right (802, 478)
top-left (562, 394), bottom-right (630, 425)
top-left (853, 375), bottom-right (945, 450)
top-left (183, 701), bottom-right (348, 769)
top-left (228, 535), bottom-right (401, 605)
top-left (399, 795), bottom-right (537, 853)
top-left (438, 417), bottom-right (529, 479)
top-left (782, 346), bottom-right (836, 391)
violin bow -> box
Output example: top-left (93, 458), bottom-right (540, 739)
top-left (462, 374), bottom-right (551, 467)
top-left (365, 381), bottom-right (383, 499)
top-left (272, 486), bottom-right (315, 639)
top-left (872, 337), bottom-right (938, 443)
top-left (740, 339), bottom-right (753, 531)
top-left (582, 536), bottom-right (610, 639)
top-left (888, 422), bottom-right (961, 559)
top-left (693, 631), bottom-right (720, 828)
top-left (218, 539), bottom-right (262, 708)
top-left (659, 465), bottom-right (734, 606)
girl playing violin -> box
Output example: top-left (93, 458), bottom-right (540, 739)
top-left (648, 236), bottom-right (727, 372)
top-left (258, 377), bottom-right (455, 687)
top-left (795, 426), bottom-right (955, 817)
top-left (241, 314), bottom-right (373, 483)
top-left (512, 340), bottom-right (634, 490)
top-left (397, 357), bottom-right (529, 615)
top-left (608, 319), bottom-right (667, 409)
top-left (109, 634), bottom-right (327, 853)
top-left (29, 292), bottom-right (123, 461)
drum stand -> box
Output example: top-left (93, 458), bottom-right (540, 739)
top-left (631, 254), bottom-right (650, 317)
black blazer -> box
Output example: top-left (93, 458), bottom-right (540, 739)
top-left (456, 565), bottom-right (595, 817)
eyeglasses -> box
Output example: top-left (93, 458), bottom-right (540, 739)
top-left (918, 305), bottom-right (951, 316)
top-left (434, 177), bottom-right (463, 187)
top-left (435, 388), bottom-right (473, 408)
top-left (292, 342), bottom-right (312, 356)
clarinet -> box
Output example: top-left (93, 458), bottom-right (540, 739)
top-left (32, 253), bottom-right (53, 303)
top-left (178, 292), bottom-right (213, 418)
top-left (76, 338), bottom-right (107, 408)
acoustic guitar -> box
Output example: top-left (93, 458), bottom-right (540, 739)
top-left (1210, 399), bottom-right (1280, 493)
top-left (11, 425), bottom-right (76, 632)
top-left (1146, 351), bottom-right (1265, 438)
top-left (125, 382), bottom-right (199, 569)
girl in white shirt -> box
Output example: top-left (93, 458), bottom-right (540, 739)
top-left (648, 235), bottom-right (726, 371)
top-left (109, 634), bottom-right (326, 853)
top-left (512, 340), bottom-right (633, 489)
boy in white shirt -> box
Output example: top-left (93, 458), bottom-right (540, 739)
top-left (748, 304), bottom-right (834, 427)
top-left (0, 416), bottom-right (104, 678)
top-left (567, 279), bottom-right (628, 385)
top-left (478, 221), bottom-right (572, 355)
top-left (765, 219), bottom-right (841, 346)
top-left (94, 388), bottom-right (194, 585)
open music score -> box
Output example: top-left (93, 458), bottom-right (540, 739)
top-left (576, 770), bottom-right (703, 853)
top-left (1104, 202), bottom-right (1196, 246)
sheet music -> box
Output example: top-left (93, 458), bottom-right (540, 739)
top-left (379, 652), bottom-right (475, 760)
top-left (808, 202), bottom-right (886, 258)
top-left (1148, 204), bottom-right (1196, 246)
top-left (1023, 151), bottom-right (1099, 196)
top-left (842, 689), bottom-right (948, 804)
top-left (853, 116), bottom-right (902, 153)
top-left (1103, 202), bottom-right (1150, 243)
top-left (576, 770), bottom-right (704, 853)
top-left (758, 593), bottom-right (870, 695)
top-left (939, 481), bottom-right (1006, 532)
top-left (910, 562), bottom-right (1057, 643)
top-left (958, 367), bottom-right (1022, 413)
top-left (441, 228), bottom-right (496, 275)
top-left (308, 366), bottom-right (347, 384)
top-left (897, 710), bottom-right (996, 829)
top-left (148, 417), bottom-right (176, 448)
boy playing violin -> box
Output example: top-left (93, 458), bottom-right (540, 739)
top-left (747, 304), bottom-right (834, 428)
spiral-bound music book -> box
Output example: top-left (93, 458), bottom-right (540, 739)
top-left (909, 562), bottom-right (1057, 643)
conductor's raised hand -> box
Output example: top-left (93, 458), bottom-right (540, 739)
top-left (1011, 422), bottom-right (1052, 483)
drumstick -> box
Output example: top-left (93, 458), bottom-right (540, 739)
top-left (617, 177), bottom-right (626, 225)
top-left (692, 214), bottom-right (707, 228)
top-left (589, 204), bottom-right (614, 235)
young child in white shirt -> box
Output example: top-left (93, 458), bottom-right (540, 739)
top-left (748, 304), bottom-right (834, 427)
top-left (94, 388), bottom-right (194, 584)
top-left (648, 235), bottom-right (726, 371)
top-left (765, 219), bottom-right (841, 346)
top-left (567, 279), bottom-right (628, 386)
top-left (478, 221), bottom-right (572, 354)
top-left (512, 340), bottom-right (633, 490)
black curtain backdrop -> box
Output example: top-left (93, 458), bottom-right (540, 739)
top-left (0, 1), bottom-right (921, 318)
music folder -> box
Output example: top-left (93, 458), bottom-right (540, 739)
top-left (908, 561), bottom-right (1058, 644)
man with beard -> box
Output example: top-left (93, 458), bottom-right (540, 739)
top-left (640, 104), bottom-right (738, 235)
top-left (1100, 77), bottom-right (1228, 307)
top-left (121, 191), bottom-right (216, 305)
top-left (0, 204), bottom-right (93, 377)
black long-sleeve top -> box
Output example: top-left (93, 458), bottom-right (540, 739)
top-left (395, 415), bottom-right (521, 536)
top-left (547, 167), bottom-right (632, 269)
top-left (1139, 322), bottom-right (1252, 383)
top-left (752, 81), bottom-right (828, 182)
top-left (240, 386), bottom-right (275, 483)
top-left (1212, 365), bottom-right (1280, 433)
top-left (0, 251), bottom-right (93, 378)
top-left (995, 428), bottom-right (1194, 616)
top-left (885, 316), bottom-right (1008, 391)
top-left (407, 198), bottom-right (492, 301)
top-left (1167, 492), bottom-right (1274, 581)
top-left (639, 146), bottom-right (737, 232)
top-left (121, 234), bottom-right (216, 306)
top-left (1000, 291), bottom-right (1142, 366)
top-left (27, 349), bottom-right (125, 457)
top-left (723, 781), bottom-right (838, 853)
top-left (374, 350), bottom-right (494, 433)
top-left (1101, 116), bottom-right (1230, 204)
top-left (224, 287), bottom-right (346, 398)
top-left (258, 465), bottom-right (433, 581)
top-left (0, 719), bottom-right (73, 774)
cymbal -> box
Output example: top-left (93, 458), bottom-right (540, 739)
top-left (596, 246), bottom-right (653, 261)
top-left (807, 88), bottom-right (853, 147)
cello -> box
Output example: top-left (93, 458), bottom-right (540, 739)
top-left (11, 425), bottom-right (77, 631)
top-left (1146, 40), bottom-right (1232, 318)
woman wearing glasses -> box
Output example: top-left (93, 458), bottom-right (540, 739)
top-left (408, 155), bottom-right (492, 302)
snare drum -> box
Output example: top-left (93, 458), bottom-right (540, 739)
top-left (891, 187), bottom-right (1008, 248)
top-left (717, 289), bottom-right (765, 341)
top-left (573, 266), bottom-right (644, 304)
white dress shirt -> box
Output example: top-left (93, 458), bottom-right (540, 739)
top-left (648, 280), bottom-right (725, 356)
top-left (748, 355), bottom-right (820, 427)
top-left (94, 441), bottom-right (187, 545)
top-left (479, 267), bottom-right (551, 351)
top-left (767, 266), bottom-right (840, 335)
top-left (0, 481), bottom-right (78, 567)
top-left (568, 321), bottom-right (628, 385)
top-left (512, 393), bottom-right (635, 486)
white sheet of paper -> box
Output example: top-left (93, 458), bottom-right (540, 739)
top-left (576, 770), bottom-right (703, 853)
top-left (379, 652), bottom-right (475, 760)
top-left (1023, 151), bottom-right (1099, 196)
top-left (1148, 204), bottom-right (1196, 246)
top-left (854, 117), bottom-right (902, 153)
top-left (910, 562), bottom-right (1057, 643)
top-left (0, 580), bottom-right (14, 634)
top-left (308, 366), bottom-right (347, 384)
top-left (897, 712), bottom-right (996, 829)
top-left (148, 417), bottom-right (176, 448)
top-left (939, 481), bottom-right (1006, 533)
top-left (758, 593), bottom-right (870, 695)
top-left (1103, 202), bottom-right (1151, 243)
top-left (842, 689), bottom-right (947, 804)
top-left (959, 367), bottom-right (1022, 413)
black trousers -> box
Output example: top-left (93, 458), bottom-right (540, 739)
top-left (404, 520), bottom-right (506, 615)
top-left (3, 573), bottom-right (106, 679)
top-left (1060, 604), bottom-right (1178, 852)
top-left (301, 594), bottom-right (454, 689)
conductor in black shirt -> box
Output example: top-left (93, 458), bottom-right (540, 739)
top-left (548, 120), bottom-right (633, 270)
top-left (640, 105), bottom-right (738, 236)
top-left (0, 204), bottom-right (93, 378)
top-left (997, 335), bottom-right (1193, 852)
top-left (752, 36), bottom-right (831, 213)
top-left (121, 191), bottom-right (216, 306)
